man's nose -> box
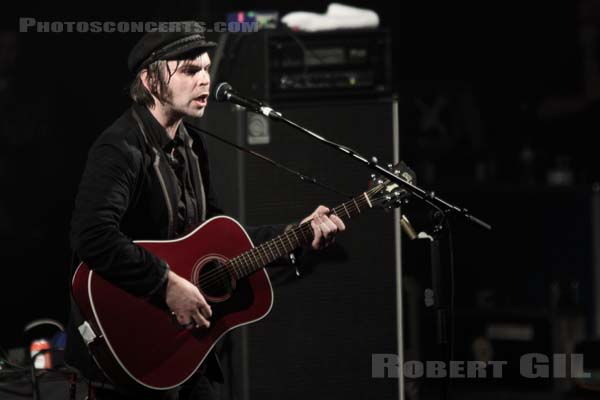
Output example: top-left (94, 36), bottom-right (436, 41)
top-left (198, 71), bottom-right (210, 86)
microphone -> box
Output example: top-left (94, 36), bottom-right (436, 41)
top-left (214, 82), bottom-right (282, 119)
top-left (214, 82), bottom-right (262, 108)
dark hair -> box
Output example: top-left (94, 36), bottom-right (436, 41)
top-left (129, 60), bottom-right (181, 107)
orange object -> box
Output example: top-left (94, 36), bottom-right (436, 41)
top-left (30, 339), bottom-right (51, 369)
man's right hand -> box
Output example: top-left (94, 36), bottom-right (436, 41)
top-left (165, 270), bottom-right (212, 329)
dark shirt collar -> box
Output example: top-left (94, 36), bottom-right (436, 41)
top-left (132, 103), bottom-right (185, 152)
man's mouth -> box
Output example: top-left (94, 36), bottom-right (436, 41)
top-left (194, 94), bottom-right (209, 106)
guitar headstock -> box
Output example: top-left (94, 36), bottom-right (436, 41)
top-left (368, 161), bottom-right (417, 210)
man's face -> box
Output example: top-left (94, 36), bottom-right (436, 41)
top-left (162, 52), bottom-right (211, 118)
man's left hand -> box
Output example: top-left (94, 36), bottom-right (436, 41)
top-left (300, 205), bottom-right (346, 250)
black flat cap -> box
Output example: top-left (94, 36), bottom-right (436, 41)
top-left (127, 21), bottom-right (217, 73)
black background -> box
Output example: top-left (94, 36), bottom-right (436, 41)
top-left (1, 2), bottom-right (597, 396)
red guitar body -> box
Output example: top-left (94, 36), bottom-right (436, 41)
top-left (71, 216), bottom-right (273, 390)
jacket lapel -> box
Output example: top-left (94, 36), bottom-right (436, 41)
top-left (180, 124), bottom-right (207, 223)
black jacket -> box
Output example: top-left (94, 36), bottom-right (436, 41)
top-left (65, 103), bottom-right (288, 386)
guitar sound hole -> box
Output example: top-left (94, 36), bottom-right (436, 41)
top-left (197, 260), bottom-right (233, 301)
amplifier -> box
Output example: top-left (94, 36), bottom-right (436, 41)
top-left (215, 28), bottom-right (392, 100)
top-left (195, 97), bottom-right (401, 400)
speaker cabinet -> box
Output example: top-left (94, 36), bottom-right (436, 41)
top-left (195, 97), bottom-right (402, 400)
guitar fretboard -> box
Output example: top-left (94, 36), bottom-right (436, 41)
top-left (227, 189), bottom-right (377, 280)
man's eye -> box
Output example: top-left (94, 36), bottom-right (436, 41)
top-left (182, 67), bottom-right (209, 75)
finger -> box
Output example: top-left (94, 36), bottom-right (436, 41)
top-left (319, 219), bottom-right (333, 238)
top-left (197, 300), bottom-right (212, 319)
top-left (191, 309), bottom-right (211, 329)
top-left (320, 225), bottom-right (333, 248)
top-left (302, 206), bottom-right (330, 226)
top-left (311, 216), bottom-right (322, 249)
top-left (330, 214), bottom-right (346, 231)
top-left (315, 205), bottom-right (330, 216)
top-left (319, 226), bottom-right (331, 244)
top-left (176, 314), bottom-right (193, 327)
top-left (311, 216), bottom-right (323, 240)
top-left (321, 217), bottom-right (337, 235)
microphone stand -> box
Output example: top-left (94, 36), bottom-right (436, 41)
top-left (422, 211), bottom-right (454, 400)
top-left (263, 108), bottom-right (491, 231)
top-left (214, 82), bottom-right (490, 228)
top-left (252, 103), bottom-right (491, 400)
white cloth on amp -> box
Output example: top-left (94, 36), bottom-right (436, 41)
top-left (281, 3), bottom-right (380, 32)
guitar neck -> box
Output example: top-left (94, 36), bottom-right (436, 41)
top-left (228, 190), bottom-right (376, 280)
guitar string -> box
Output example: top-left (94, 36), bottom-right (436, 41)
top-left (196, 186), bottom-right (381, 292)
top-left (197, 195), bottom-right (370, 292)
top-left (196, 187), bottom-right (378, 292)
